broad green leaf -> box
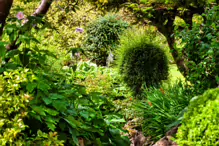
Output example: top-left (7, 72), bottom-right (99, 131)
top-left (44, 107), bottom-right (59, 116)
top-left (52, 100), bottom-right (67, 111)
top-left (26, 82), bottom-right (37, 92)
top-left (64, 116), bottom-right (77, 128)
top-left (49, 93), bottom-right (65, 100)
top-left (64, 116), bottom-right (82, 128)
top-left (42, 96), bottom-right (52, 105)
top-left (37, 81), bottom-right (50, 93)
top-left (31, 106), bottom-right (46, 116)
top-left (79, 111), bottom-right (90, 120)
top-left (46, 121), bottom-right (56, 131)
top-left (0, 43), bottom-right (6, 58)
top-left (69, 128), bottom-right (79, 145)
top-left (109, 128), bottom-right (120, 137)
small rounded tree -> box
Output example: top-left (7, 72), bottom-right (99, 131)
top-left (116, 29), bottom-right (169, 94)
top-left (84, 14), bottom-right (129, 66)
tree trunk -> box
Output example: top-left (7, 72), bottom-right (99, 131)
top-left (155, 19), bottom-right (188, 77)
top-left (166, 36), bottom-right (188, 76)
top-left (0, 0), bottom-right (13, 38)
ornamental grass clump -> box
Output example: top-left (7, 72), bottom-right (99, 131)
top-left (116, 28), bottom-right (169, 94)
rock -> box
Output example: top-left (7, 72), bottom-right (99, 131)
top-left (165, 125), bottom-right (180, 136)
top-left (153, 125), bottom-right (180, 146)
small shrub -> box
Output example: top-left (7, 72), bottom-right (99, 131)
top-left (116, 28), bottom-right (169, 94)
top-left (84, 14), bottom-right (129, 66)
top-left (176, 88), bottom-right (219, 146)
top-left (133, 81), bottom-right (195, 141)
top-left (74, 61), bottom-right (132, 99)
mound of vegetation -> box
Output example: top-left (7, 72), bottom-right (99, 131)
top-left (176, 88), bottom-right (219, 145)
top-left (116, 29), bottom-right (169, 94)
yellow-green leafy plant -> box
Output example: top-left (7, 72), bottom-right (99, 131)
top-left (46, 1), bottom-right (102, 51)
top-left (176, 88), bottom-right (219, 146)
top-left (0, 69), bottom-right (64, 146)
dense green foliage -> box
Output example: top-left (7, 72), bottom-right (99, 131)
top-left (116, 29), bottom-right (169, 94)
top-left (175, 6), bottom-right (219, 92)
top-left (0, 12), bottom-right (130, 145)
top-left (84, 14), bottom-right (129, 66)
top-left (134, 81), bottom-right (194, 141)
top-left (0, 1), bottom-right (218, 145)
top-left (176, 88), bottom-right (219, 145)
top-left (0, 68), bottom-right (130, 145)
top-left (0, 69), bottom-right (64, 145)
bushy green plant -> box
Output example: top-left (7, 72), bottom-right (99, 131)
top-left (133, 81), bottom-right (195, 141)
top-left (176, 88), bottom-right (219, 146)
top-left (0, 66), bottom-right (130, 145)
top-left (0, 11), bottom-right (130, 145)
top-left (116, 28), bottom-right (169, 94)
top-left (0, 69), bottom-right (64, 145)
top-left (74, 61), bottom-right (131, 99)
top-left (84, 14), bottom-right (129, 66)
top-left (175, 6), bottom-right (219, 92)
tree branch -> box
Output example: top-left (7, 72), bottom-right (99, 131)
top-left (33, 0), bottom-right (53, 17)
top-left (6, 0), bottom-right (54, 51)
top-left (0, 0), bottom-right (13, 38)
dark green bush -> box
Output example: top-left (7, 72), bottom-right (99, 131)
top-left (175, 6), bottom-right (219, 92)
top-left (176, 88), bottom-right (219, 145)
top-left (116, 29), bottom-right (169, 94)
top-left (84, 14), bottom-right (129, 66)
top-left (133, 81), bottom-right (195, 141)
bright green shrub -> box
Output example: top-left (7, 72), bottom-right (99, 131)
top-left (176, 88), bottom-right (219, 146)
top-left (133, 81), bottom-right (195, 141)
top-left (0, 69), bottom-right (64, 146)
top-left (84, 14), bottom-right (129, 66)
top-left (116, 28), bottom-right (169, 94)
top-left (175, 6), bottom-right (219, 92)
top-left (0, 67), bottom-right (130, 145)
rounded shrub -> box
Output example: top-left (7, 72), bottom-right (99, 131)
top-left (84, 14), bottom-right (129, 66)
top-left (116, 28), bottom-right (169, 94)
top-left (176, 88), bottom-right (219, 146)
